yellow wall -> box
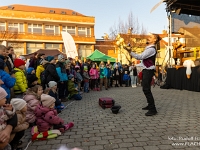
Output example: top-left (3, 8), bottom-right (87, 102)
top-left (0, 9), bottom-right (96, 55)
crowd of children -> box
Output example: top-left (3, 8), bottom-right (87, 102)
top-left (0, 44), bottom-right (144, 150)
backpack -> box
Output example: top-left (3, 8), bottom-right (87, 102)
top-left (40, 70), bottom-right (46, 84)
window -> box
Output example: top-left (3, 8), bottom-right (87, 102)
top-left (79, 45), bottom-right (92, 57)
top-left (49, 10), bottom-right (55, 13)
top-left (45, 43), bottom-right (60, 49)
top-left (61, 11), bottom-right (66, 15)
top-left (72, 11), bottom-right (76, 15)
top-left (45, 25), bottom-right (59, 35)
top-left (28, 24), bottom-right (42, 34)
top-left (8, 23), bottom-right (24, 32)
top-left (7, 5), bottom-right (14, 9)
top-left (78, 27), bottom-right (91, 37)
top-left (0, 22), bottom-right (5, 31)
top-left (27, 43), bottom-right (43, 54)
top-left (78, 27), bottom-right (86, 36)
top-left (87, 28), bottom-right (91, 37)
top-left (62, 26), bottom-right (75, 35)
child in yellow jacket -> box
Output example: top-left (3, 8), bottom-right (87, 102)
top-left (13, 59), bottom-right (28, 98)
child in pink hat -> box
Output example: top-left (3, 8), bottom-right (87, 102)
top-left (35, 94), bottom-right (74, 133)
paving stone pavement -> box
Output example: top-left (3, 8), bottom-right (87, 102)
top-left (21, 86), bottom-right (200, 150)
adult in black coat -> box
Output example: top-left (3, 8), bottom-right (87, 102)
top-left (113, 65), bottom-right (122, 87)
top-left (45, 56), bottom-right (60, 85)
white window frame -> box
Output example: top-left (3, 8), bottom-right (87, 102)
top-left (62, 26), bottom-right (75, 35)
top-left (45, 25), bottom-right (59, 35)
top-left (28, 23), bottom-right (42, 34)
top-left (87, 28), bottom-right (91, 37)
top-left (78, 27), bottom-right (86, 36)
top-left (45, 43), bottom-right (60, 49)
top-left (8, 23), bottom-right (24, 33)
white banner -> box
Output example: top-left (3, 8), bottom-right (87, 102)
top-left (61, 31), bottom-right (78, 59)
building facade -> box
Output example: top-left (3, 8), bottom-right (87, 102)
top-left (0, 4), bottom-right (95, 57)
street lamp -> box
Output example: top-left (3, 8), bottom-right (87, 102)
top-left (116, 34), bottom-right (125, 64)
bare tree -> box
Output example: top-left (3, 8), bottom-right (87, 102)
top-left (0, 30), bottom-right (18, 45)
top-left (108, 11), bottom-right (148, 63)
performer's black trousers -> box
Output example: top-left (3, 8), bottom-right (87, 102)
top-left (142, 69), bottom-right (156, 111)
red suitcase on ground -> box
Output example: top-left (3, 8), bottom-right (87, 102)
top-left (99, 97), bottom-right (115, 109)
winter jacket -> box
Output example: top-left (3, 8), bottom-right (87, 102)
top-left (89, 68), bottom-right (99, 79)
top-left (68, 80), bottom-right (78, 96)
top-left (48, 90), bottom-right (61, 107)
top-left (35, 104), bottom-right (64, 132)
top-left (13, 110), bottom-right (29, 133)
top-left (36, 65), bottom-right (45, 84)
top-left (45, 63), bottom-right (60, 84)
top-left (56, 61), bottom-right (68, 82)
top-left (129, 66), bottom-right (137, 76)
top-left (123, 74), bottom-right (130, 81)
top-left (106, 68), bottom-right (111, 78)
top-left (113, 68), bottom-right (122, 80)
top-left (0, 106), bottom-right (15, 132)
top-left (100, 67), bottom-right (108, 78)
top-left (76, 72), bottom-right (83, 83)
top-left (13, 68), bottom-right (28, 94)
top-left (29, 57), bottom-right (37, 70)
top-left (23, 93), bottom-right (40, 123)
top-left (35, 58), bottom-right (43, 69)
top-left (5, 57), bottom-right (13, 73)
top-left (0, 70), bottom-right (16, 99)
top-left (83, 71), bottom-right (90, 82)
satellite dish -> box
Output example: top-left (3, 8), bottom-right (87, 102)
top-left (150, 0), bottom-right (165, 13)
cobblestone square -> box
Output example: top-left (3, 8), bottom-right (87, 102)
top-left (22, 86), bottom-right (200, 150)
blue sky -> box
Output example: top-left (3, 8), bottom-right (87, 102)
top-left (1, 0), bottom-right (167, 38)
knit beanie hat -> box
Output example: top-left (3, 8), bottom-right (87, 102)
top-left (84, 66), bottom-right (88, 71)
top-left (48, 81), bottom-right (57, 88)
top-left (0, 58), bottom-right (5, 70)
top-left (75, 65), bottom-right (80, 69)
top-left (46, 56), bottom-right (54, 62)
top-left (0, 87), bottom-right (8, 100)
top-left (27, 67), bottom-right (34, 74)
top-left (14, 59), bottom-right (26, 68)
top-left (68, 74), bottom-right (74, 80)
top-left (58, 54), bottom-right (64, 61)
top-left (10, 98), bottom-right (27, 111)
top-left (41, 94), bottom-right (55, 108)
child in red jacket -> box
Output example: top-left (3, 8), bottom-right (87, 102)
top-left (34, 94), bottom-right (74, 133)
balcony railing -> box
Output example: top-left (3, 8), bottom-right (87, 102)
top-left (2, 31), bottom-right (95, 42)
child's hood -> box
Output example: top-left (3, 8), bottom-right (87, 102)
top-left (23, 94), bottom-right (38, 102)
top-left (35, 104), bottom-right (51, 117)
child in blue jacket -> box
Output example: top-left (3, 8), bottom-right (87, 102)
top-left (123, 71), bottom-right (130, 87)
top-left (0, 58), bottom-right (16, 102)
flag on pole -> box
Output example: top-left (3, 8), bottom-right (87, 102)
top-left (61, 31), bottom-right (78, 59)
